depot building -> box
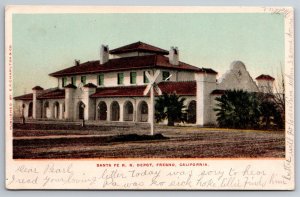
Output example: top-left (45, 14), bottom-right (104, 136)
top-left (14, 41), bottom-right (275, 126)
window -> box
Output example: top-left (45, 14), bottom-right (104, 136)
top-left (62, 77), bottom-right (67, 87)
top-left (162, 71), bottom-right (171, 81)
top-left (141, 102), bottom-right (148, 114)
top-left (71, 76), bottom-right (76, 85)
top-left (130, 72), bottom-right (137, 84)
top-left (143, 71), bottom-right (149, 83)
top-left (81, 76), bottom-right (86, 85)
top-left (98, 73), bottom-right (104, 86)
top-left (117, 73), bottom-right (124, 85)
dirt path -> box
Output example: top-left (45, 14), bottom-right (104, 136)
top-left (13, 125), bottom-right (285, 159)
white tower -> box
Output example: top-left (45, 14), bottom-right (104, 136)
top-left (256, 74), bottom-right (275, 93)
top-left (195, 69), bottom-right (217, 126)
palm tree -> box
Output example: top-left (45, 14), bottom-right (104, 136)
top-left (155, 92), bottom-right (186, 126)
top-left (214, 90), bottom-right (261, 129)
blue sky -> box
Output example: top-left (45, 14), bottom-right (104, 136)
top-left (12, 13), bottom-right (284, 96)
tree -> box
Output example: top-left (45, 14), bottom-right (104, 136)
top-left (155, 92), bottom-right (186, 126)
top-left (214, 90), bottom-right (261, 129)
top-left (272, 66), bottom-right (285, 128)
top-left (259, 64), bottom-right (285, 129)
top-left (259, 99), bottom-right (284, 129)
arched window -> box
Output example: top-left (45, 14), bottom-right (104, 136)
top-left (123, 101), bottom-right (134, 121)
top-left (78, 101), bottom-right (85, 120)
top-left (110, 101), bottom-right (120, 121)
top-left (53, 102), bottom-right (60, 119)
top-left (187, 100), bottom-right (196, 123)
top-left (97, 101), bottom-right (107, 120)
top-left (138, 101), bottom-right (148, 122)
top-left (28, 102), bottom-right (33, 118)
top-left (43, 101), bottom-right (49, 118)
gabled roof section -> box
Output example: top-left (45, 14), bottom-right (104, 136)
top-left (90, 81), bottom-right (196, 98)
top-left (49, 55), bottom-right (217, 77)
top-left (109, 41), bottom-right (169, 55)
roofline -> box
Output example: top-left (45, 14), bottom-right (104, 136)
top-left (49, 65), bottom-right (153, 77)
top-left (196, 70), bottom-right (218, 75)
top-left (13, 93), bottom-right (33, 100)
top-left (109, 48), bottom-right (169, 55)
top-left (255, 74), bottom-right (275, 81)
top-left (256, 78), bottom-right (275, 81)
top-left (90, 94), bottom-right (196, 98)
top-left (109, 41), bottom-right (169, 55)
top-left (49, 65), bottom-right (204, 77)
top-left (48, 54), bottom-right (217, 77)
top-left (14, 98), bottom-right (33, 101)
top-left (37, 96), bottom-right (65, 100)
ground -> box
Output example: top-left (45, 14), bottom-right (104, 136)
top-left (12, 122), bottom-right (285, 159)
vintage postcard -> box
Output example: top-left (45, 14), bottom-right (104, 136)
top-left (5, 6), bottom-right (294, 190)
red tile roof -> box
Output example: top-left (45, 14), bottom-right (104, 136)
top-left (256, 74), bottom-right (275, 81)
top-left (158, 81), bottom-right (196, 96)
top-left (211, 89), bottom-right (225, 95)
top-left (155, 55), bottom-right (217, 74)
top-left (83, 83), bottom-right (97, 88)
top-left (14, 93), bottom-right (33, 100)
top-left (32, 86), bottom-right (44, 90)
top-left (14, 88), bottom-right (65, 100)
top-left (37, 89), bottom-right (65, 99)
top-left (90, 81), bottom-right (196, 98)
top-left (109, 41), bottom-right (169, 55)
top-left (64, 84), bottom-right (77, 89)
top-left (49, 55), bottom-right (217, 77)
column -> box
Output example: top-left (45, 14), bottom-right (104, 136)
top-left (59, 103), bottom-right (64, 119)
top-left (106, 101), bottom-right (111, 121)
top-left (119, 102), bottom-right (124, 122)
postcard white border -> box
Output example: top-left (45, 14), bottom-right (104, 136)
top-left (5, 6), bottom-right (294, 190)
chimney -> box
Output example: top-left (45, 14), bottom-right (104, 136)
top-left (75, 59), bottom-right (80, 66)
top-left (100, 44), bottom-right (109, 64)
top-left (169, 46), bottom-right (179, 65)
